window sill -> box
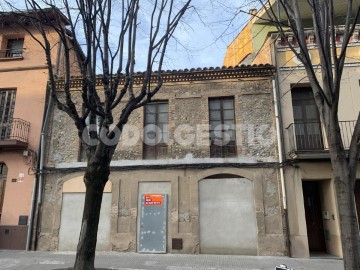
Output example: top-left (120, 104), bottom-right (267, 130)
top-left (0, 56), bottom-right (24, 62)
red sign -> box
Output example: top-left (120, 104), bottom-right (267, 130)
top-left (144, 194), bottom-right (163, 206)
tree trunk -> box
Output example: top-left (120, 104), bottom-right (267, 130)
top-left (333, 162), bottom-right (360, 270)
top-left (73, 177), bottom-right (106, 270)
top-left (328, 117), bottom-right (360, 270)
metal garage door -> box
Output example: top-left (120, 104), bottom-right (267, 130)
top-left (199, 178), bottom-right (257, 255)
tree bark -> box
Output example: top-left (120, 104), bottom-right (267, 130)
top-left (328, 116), bottom-right (360, 270)
top-left (73, 175), bottom-right (106, 270)
top-left (333, 161), bottom-right (360, 269)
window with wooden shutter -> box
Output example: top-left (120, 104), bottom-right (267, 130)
top-left (291, 87), bottom-right (323, 150)
top-left (209, 97), bottom-right (237, 158)
top-left (143, 101), bottom-right (168, 159)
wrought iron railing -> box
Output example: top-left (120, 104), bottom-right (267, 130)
top-left (287, 120), bottom-right (356, 152)
top-left (0, 49), bottom-right (24, 59)
top-left (0, 119), bottom-right (30, 143)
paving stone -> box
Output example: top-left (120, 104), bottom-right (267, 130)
top-left (0, 251), bottom-right (343, 270)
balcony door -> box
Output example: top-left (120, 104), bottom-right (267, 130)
top-left (0, 90), bottom-right (16, 140)
top-left (291, 87), bottom-right (323, 150)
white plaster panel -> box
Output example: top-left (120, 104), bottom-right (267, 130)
top-left (199, 178), bottom-right (257, 255)
top-left (58, 193), bottom-right (111, 251)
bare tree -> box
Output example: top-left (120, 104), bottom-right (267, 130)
top-left (1, 0), bottom-right (191, 269)
top-left (255, 0), bottom-right (360, 269)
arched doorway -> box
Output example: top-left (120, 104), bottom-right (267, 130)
top-left (199, 174), bottom-right (257, 255)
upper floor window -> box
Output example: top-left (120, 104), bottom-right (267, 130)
top-left (291, 87), bottom-right (323, 150)
top-left (0, 38), bottom-right (24, 59)
top-left (0, 90), bottom-right (16, 140)
top-left (6, 38), bottom-right (24, 58)
top-left (143, 101), bottom-right (168, 160)
top-left (209, 97), bottom-right (237, 158)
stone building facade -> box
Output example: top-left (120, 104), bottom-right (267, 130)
top-left (38, 65), bottom-right (287, 256)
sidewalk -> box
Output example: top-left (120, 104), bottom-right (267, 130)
top-left (0, 250), bottom-right (343, 270)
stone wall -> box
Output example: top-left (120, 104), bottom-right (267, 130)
top-left (39, 67), bottom-right (286, 256)
top-left (45, 76), bottom-right (278, 165)
top-left (39, 167), bottom-right (287, 255)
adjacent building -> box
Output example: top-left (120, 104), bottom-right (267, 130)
top-left (38, 65), bottom-right (288, 256)
top-left (224, 2), bottom-right (360, 258)
top-left (0, 10), bottom-right (72, 250)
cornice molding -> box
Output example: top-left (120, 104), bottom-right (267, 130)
top-left (0, 65), bottom-right (48, 73)
top-left (54, 64), bottom-right (275, 88)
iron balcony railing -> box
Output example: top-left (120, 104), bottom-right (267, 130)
top-left (287, 120), bottom-right (356, 152)
top-left (0, 49), bottom-right (24, 59)
top-left (0, 118), bottom-right (30, 143)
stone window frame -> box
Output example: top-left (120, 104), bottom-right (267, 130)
top-left (143, 100), bottom-right (169, 160)
top-left (208, 96), bottom-right (237, 158)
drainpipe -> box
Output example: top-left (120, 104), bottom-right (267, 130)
top-left (25, 85), bottom-right (52, 251)
top-left (270, 32), bottom-right (287, 209)
top-left (272, 78), bottom-right (287, 209)
top-left (25, 85), bottom-right (50, 250)
top-left (38, 126), bottom-right (46, 205)
top-left (33, 74), bottom-right (54, 251)
top-left (38, 35), bottom-right (62, 205)
top-left (271, 33), bottom-right (291, 256)
top-left (26, 35), bottom-right (62, 250)
top-left (26, 174), bottom-right (37, 250)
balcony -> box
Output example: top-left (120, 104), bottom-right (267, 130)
top-left (0, 49), bottom-right (24, 60)
top-left (0, 119), bottom-right (30, 150)
top-left (287, 120), bottom-right (356, 159)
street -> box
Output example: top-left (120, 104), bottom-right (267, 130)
top-left (0, 251), bottom-right (343, 270)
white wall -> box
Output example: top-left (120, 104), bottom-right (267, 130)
top-left (58, 193), bottom-right (112, 251)
top-left (199, 178), bottom-right (257, 255)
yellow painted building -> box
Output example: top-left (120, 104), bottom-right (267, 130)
top-left (224, 2), bottom-right (360, 258)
